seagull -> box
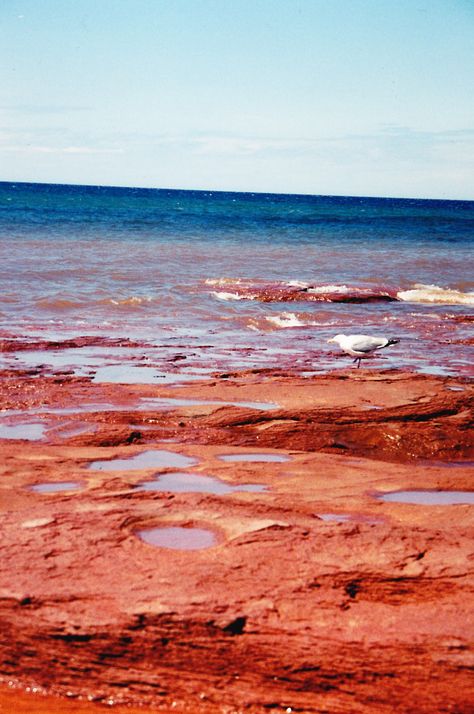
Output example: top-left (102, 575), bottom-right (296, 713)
top-left (327, 334), bottom-right (400, 368)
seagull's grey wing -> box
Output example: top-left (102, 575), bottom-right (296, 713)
top-left (347, 336), bottom-right (388, 353)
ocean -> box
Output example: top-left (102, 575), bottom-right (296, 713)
top-left (1, 181), bottom-right (473, 378)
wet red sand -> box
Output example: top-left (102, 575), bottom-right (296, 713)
top-left (1, 342), bottom-right (473, 713)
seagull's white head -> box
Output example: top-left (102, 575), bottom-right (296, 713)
top-left (327, 334), bottom-right (345, 345)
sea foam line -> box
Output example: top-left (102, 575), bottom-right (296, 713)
top-left (397, 284), bottom-right (474, 306)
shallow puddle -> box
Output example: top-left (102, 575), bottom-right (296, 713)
top-left (2, 403), bottom-right (138, 417)
top-left (219, 453), bottom-right (291, 463)
top-left (139, 397), bottom-right (278, 411)
top-left (29, 481), bottom-right (83, 493)
top-left (3, 397), bottom-right (277, 419)
top-left (92, 365), bottom-right (202, 384)
top-left (0, 422), bottom-right (45, 440)
top-left (379, 490), bottom-right (474, 505)
top-left (317, 512), bottom-right (383, 524)
top-left (317, 513), bottom-right (353, 522)
top-left (140, 397), bottom-right (214, 409)
top-left (89, 449), bottom-right (198, 471)
top-left (12, 348), bottom-right (104, 375)
top-left (418, 365), bottom-right (453, 377)
top-left (135, 471), bottom-right (266, 494)
top-left (230, 400), bottom-right (278, 410)
top-left (136, 526), bottom-right (217, 550)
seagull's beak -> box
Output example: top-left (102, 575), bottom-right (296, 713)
top-left (327, 337), bottom-right (335, 344)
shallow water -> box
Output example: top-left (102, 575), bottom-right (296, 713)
top-left (1, 403), bottom-right (134, 417)
top-left (29, 481), bottom-right (83, 493)
top-left (136, 526), bottom-right (217, 550)
top-left (317, 512), bottom-right (383, 524)
top-left (7, 348), bottom-right (104, 375)
top-left (92, 365), bottom-right (203, 384)
top-left (135, 471), bottom-right (266, 494)
top-left (317, 513), bottom-right (354, 522)
top-left (0, 423), bottom-right (45, 440)
top-left (219, 453), bottom-right (291, 463)
top-left (139, 396), bottom-right (278, 411)
top-left (89, 449), bottom-right (198, 471)
top-left (4, 396), bottom-right (275, 419)
top-left (379, 490), bottom-right (474, 505)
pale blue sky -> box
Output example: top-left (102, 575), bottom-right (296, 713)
top-left (1, 0), bottom-right (473, 198)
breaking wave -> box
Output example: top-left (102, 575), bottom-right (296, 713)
top-left (206, 279), bottom-right (397, 303)
top-left (265, 312), bottom-right (308, 328)
top-left (211, 291), bottom-right (250, 301)
top-left (397, 284), bottom-right (474, 306)
top-left (108, 296), bottom-right (153, 307)
top-left (206, 279), bottom-right (474, 306)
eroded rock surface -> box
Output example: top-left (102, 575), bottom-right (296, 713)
top-left (1, 354), bottom-right (473, 713)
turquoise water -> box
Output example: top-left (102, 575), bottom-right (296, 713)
top-left (1, 181), bottom-right (473, 376)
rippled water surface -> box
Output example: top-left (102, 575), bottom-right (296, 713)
top-left (2, 182), bottom-right (472, 377)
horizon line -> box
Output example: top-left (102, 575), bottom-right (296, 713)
top-left (1, 178), bottom-right (473, 204)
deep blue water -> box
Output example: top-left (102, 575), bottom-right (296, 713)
top-left (2, 181), bottom-right (473, 243)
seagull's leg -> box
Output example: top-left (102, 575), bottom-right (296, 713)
top-left (357, 358), bottom-right (361, 368)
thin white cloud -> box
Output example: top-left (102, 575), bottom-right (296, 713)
top-left (0, 104), bottom-right (92, 114)
top-left (3, 124), bottom-right (473, 159)
top-left (0, 145), bottom-right (123, 155)
top-left (182, 127), bottom-right (474, 158)
top-left (191, 135), bottom-right (318, 156)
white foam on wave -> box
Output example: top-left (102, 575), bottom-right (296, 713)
top-left (397, 284), bottom-right (474, 306)
top-left (251, 312), bottom-right (338, 331)
top-left (287, 280), bottom-right (311, 289)
top-left (307, 284), bottom-right (351, 294)
top-left (109, 296), bottom-right (153, 306)
top-left (205, 278), bottom-right (245, 287)
top-left (266, 312), bottom-right (304, 328)
top-left (265, 312), bottom-right (314, 328)
top-left (211, 291), bottom-right (247, 301)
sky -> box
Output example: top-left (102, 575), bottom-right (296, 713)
top-left (1, 0), bottom-right (473, 199)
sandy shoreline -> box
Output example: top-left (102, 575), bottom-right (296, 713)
top-left (1, 344), bottom-right (473, 713)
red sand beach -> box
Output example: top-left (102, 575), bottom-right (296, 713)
top-left (1, 337), bottom-right (473, 713)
